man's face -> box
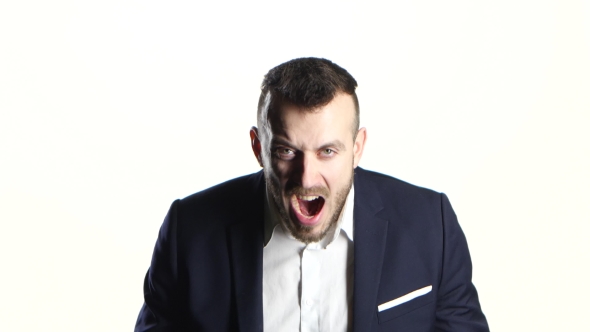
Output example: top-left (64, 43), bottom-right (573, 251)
top-left (251, 93), bottom-right (366, 243)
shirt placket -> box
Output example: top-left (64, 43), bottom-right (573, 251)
top-left (300, 246), bottom-right (321, 332)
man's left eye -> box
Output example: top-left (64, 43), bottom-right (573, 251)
top-left (322, 149), bottom-right (334, 155)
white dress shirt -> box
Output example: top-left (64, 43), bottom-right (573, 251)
top-left (262, 186), bottom-right (355, 332)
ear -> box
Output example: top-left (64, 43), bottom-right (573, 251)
top-left (352, 127), bottom-right (367, 168)
top-left (250, 127), bottom-right (263, 167)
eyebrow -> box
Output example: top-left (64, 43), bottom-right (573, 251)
top-left (319, 140), bottom-right (346, 151)
top-left (270, 138), bottom-right (293, 148)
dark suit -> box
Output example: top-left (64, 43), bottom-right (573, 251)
top-left (135, 168), bottom-right (489, 331)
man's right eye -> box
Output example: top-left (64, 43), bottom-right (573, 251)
top-left (275, 148), bottom-right (295, 160)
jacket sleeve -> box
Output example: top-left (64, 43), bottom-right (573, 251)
top-left (135, 200), bottom-right (182, 332)
top-left (435, 194), bottom-right (489, 331)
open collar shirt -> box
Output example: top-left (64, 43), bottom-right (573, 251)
top-left (262, 186), bottom-right (355, 332)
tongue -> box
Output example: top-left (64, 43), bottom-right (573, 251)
top-left (298, 198), bottom-right (324, 217)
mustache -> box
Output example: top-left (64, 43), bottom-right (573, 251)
top-left (286, 186), bottom-right (329, 198)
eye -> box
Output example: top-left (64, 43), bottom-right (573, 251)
top-left (275, 147), bottom-right (296, 160)
top-left (321, 148), bottom-right (335, 156)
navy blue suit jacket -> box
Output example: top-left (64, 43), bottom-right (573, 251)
top-left (135, 168), bottom-right (489, 331)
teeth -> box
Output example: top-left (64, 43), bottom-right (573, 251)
top-left (298, 195), bottom-right (319, 201)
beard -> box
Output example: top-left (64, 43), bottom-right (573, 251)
top-left (265, 171), bottom-right (353, 244)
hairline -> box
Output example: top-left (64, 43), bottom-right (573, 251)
top-left (257, 90), bottom-right (360, 140)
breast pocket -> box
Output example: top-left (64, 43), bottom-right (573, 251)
top-left (377, 285), bottom-right (435, 323)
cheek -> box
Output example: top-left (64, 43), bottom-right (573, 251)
top-left (270, 160), bottom-right (291, 185)
top-left (324, 159), bottom-right (353, 190)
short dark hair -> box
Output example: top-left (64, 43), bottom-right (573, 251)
top-left (257, 57), bottom-right (360, 135)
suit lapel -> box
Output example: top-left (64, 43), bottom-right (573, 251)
top-left (228, 172), bottom-right (265, 332)
top-left (352, 168), bottom-right (389, 332)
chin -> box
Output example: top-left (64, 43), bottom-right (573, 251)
top-left (287, 224), bottom-right (327, 244)
top-left (284, 214), bottom-right (334, 244)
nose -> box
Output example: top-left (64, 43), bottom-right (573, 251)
top-left (295, 152), bottom-right (321, 189)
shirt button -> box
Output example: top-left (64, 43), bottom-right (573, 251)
top-left (305, 299), bottom-right (313, 306)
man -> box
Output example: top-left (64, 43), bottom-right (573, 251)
top-left (135, 58), bottom-right (489, 331)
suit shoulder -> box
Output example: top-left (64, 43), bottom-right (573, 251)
top-left (180, 171), bottom-right (262, 204)
top-left (174, 171), bottom-right (265, 225)
top-left (355, 168), bottom-right (441, 201)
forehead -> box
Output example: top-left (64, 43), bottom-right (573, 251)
top-left (267, 93), bottom-right (356, 142)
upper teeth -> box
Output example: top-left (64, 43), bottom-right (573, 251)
top-left (298, 195), bottom-right (319, 201)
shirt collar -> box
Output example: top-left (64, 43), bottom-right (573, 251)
top-left (264, 185), bottom-right (355, 248)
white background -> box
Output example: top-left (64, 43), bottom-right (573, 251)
top-left (1, 0), bottom-right (589, 331)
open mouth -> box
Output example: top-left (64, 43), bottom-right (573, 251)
top-left (291, 195), bottom-right (325, 225)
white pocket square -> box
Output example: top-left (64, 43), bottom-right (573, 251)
top-left (377, 285), bottom-right (433, 312)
